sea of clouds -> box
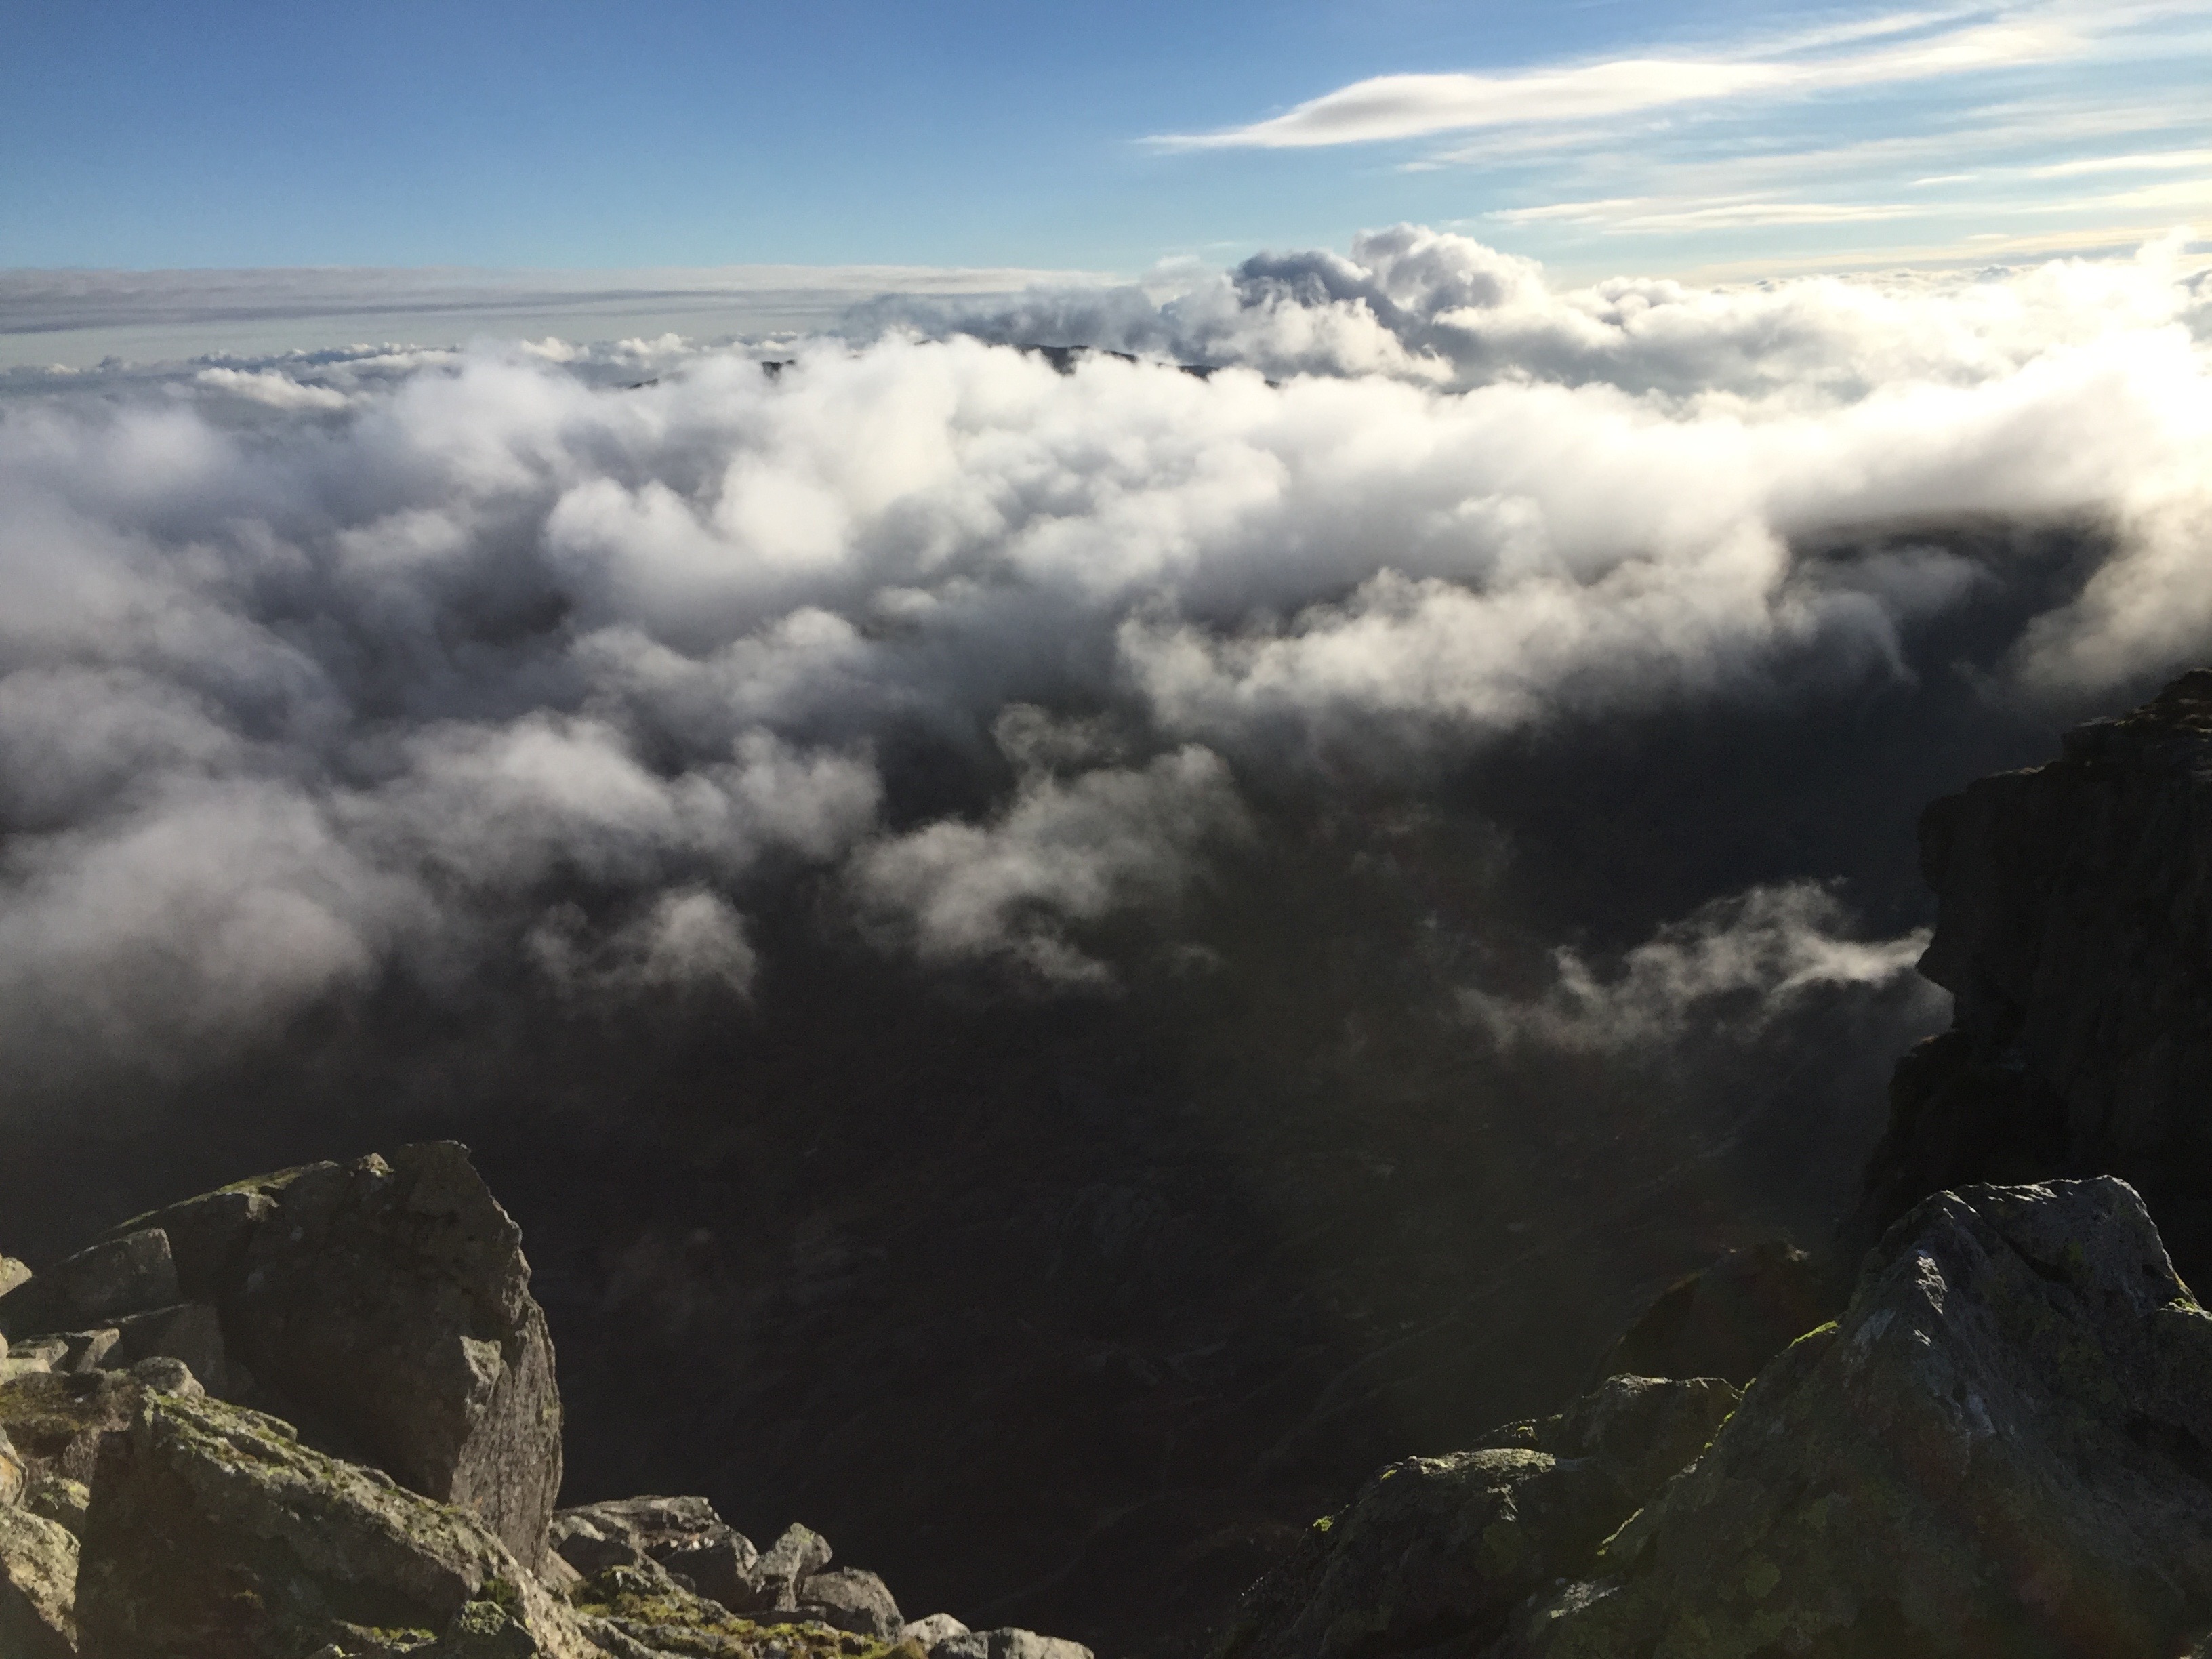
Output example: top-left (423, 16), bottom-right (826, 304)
top-left (3, 224), bottom-right (2207, 1090)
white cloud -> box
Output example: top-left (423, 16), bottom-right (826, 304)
top-left (1150, 11), bottom-right (2097, 151)
top-left (1464, 882), bottom-right (1940, 1052)
top-left (1, 227), bottom-right (2209, 1082)
top-left (849, 744), bottom-right (1248, 984)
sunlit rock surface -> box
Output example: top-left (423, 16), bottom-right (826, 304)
top-left (1518, 1177), bottom-right (2212, 1658)
top-left (78, 1390), bottom-right (594, 1659)
top-left (102, 1142), bottom-right (565, 1568)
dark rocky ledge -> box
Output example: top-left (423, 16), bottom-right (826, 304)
top-left (0, 1146), bottom-right (1094, 1659)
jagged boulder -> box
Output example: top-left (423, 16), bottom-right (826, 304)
top-left (550, 1495), bottom-right (759, 1610)
top-left (1, 1426), bottom-right (23, 1507)
top-left (111, 1143), bottom-right (563, 1568)
top-left (1517, 1177), bottom-right (2212, 1659)
top-left (1597, 1240), bottom-right (1837, 1387)
top-left (0, 1503), bottom-right (77, 1658)
top-left (796, 1566), bottom-right (902, 1637)
top-left (0, 1370), bottom-right (150, 1488)
top-left (76, 1389), bottom-right (594, 1659)
top-left (0, 1229), bottom-right (180, 1340)
top-left (1219, 1375), bottom-right (1736, 1659)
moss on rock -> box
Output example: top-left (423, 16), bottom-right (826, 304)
top-left (75, 1391), bottom-right (595, 1659)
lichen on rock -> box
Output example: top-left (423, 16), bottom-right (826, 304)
top-left (76, 1390), bottom-right (594, 1659)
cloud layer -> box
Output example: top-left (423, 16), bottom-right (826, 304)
top-left (2, 225), bottom-right (2209, 1089)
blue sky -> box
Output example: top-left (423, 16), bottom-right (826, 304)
top-left (5, 0), bottom-right (2209, 282)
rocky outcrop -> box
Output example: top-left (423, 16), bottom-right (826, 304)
top-left (551, 1496), bottom-right (760, 1606)
top-left (94, 1143), bottom-right (564, 1568)
top-left (0, 1229), bottom-right (180, 1340)
top-left (0, 1369), bottom-right (155, 1488)
top-left (1515, 1176), bottom-right (2212, 1658)
top-left (78, 1389), bottom-right (594, 1659)
top-left (1216, 1176), bottom-right (2212, 1659)
top-left (1218, 1374), bottom-right (1737, 1659)
top-left (2, 1143), bottom-right (1097, 1659)
top-left (1849, 670), bottom-right (2212, 1273)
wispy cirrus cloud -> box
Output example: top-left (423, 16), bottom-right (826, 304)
top-left (1148, 9), bottom-right (2093, 151)
top-left (1147, 2), bottom-right (2212, 268)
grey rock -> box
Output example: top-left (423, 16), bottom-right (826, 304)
top-left (935, 1631), bottom-right (1094, 1659)
top-left (0, 1370), bottom-right (146, 1487)
top-left (796, 1566), bottom-right (902, 1637)
top-left (5, 1336), bottom-right (68, 1372)
top-left (50, 1330), bottom-right (119, 1375)
top-left (118, 1143), bottom-right (564, 1569)
top-left (0, 1258), bottom-right (29, 1301)
top-left (0, 1504), bottom-right (77, 1658)
top-left (757, 1520), bottom-right (833, 1588)
top-left (125, 1356), bottom-right (205, 1399)
top-left (102, 1184), bottom-right (278, 1302)
top-left (1220, 1374), bottom-right (1735, 1659)
top-left (1517, 1176), bottom-right (2212, 1659)
top-left (903, 1612), bottom-right (971, 1647)
top-left (107, 1302), bottom-right (227, 1395)
top-left (550, 1494), bottom-right (759, 1610)
top-left (24, 1478), bottom-right (89, 1540)
top-left (655, 1532), bottom-right (759, 1613)
top-left (0, 1427), bottom-right (22, 1507)
top-left (1544, 1372), bottom-right (1738, 1495)
top-left (76, 1389), bottom-right (596, 1659)
top-left (550, 1512), bottom-right (649, 1578)
top-left (0, 1229), bottom-right (178, 1339)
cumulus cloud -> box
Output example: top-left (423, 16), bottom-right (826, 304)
top-left (1, 225), bottom-right (2209, 1085)
top-left (849, 740), bottom-right (1248, 984)
top-left (1465, 882), bottom-right (1941, 1052)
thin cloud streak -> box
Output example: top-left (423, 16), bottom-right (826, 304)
top-left (1149, 11), bottom-right (2100, 150)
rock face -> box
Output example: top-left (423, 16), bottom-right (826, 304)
top-left (0, 1502), bottom-right (78, 1659)
top-left (1850, 670), bottom-right (2212, 1273)
top-left (0, 1371), bottom-right (150, 1488)
top-left (1218, 1374), bottom-right (1738, 1659)
top-left (1517, 1176), bottom-right (2212, 1658)
top-left (77, 1389), bottom-right (592, 1659)
top-left (111, 1143), bottom-right (564, 1568)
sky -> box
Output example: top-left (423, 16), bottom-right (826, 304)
top-left (5, 0), bottom-right (2210, 302)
